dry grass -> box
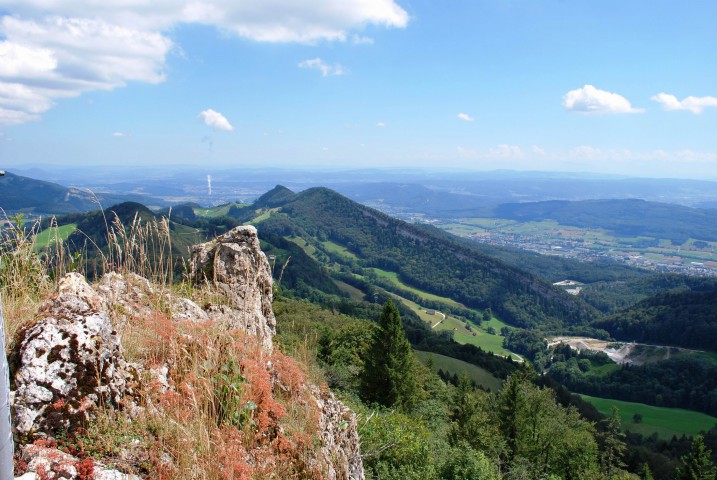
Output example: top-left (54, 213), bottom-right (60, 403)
top-left (2, 209), bottom-right (328, 479)
top-left (80, 310), bottom-right (324, 479)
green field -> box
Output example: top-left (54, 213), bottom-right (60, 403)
top-left (34, 224), bottom-right (77, 249)
top-left (334, 280), bottom-right (365, 301)
top-left (387, 293), bottom-right (521, 360)
top-left (414, 351), bottom-right (502, 392)
top-left (194, 203), bottom-right (242, 218)
top-left (432, 314), bottom-right (520, 360)
top-left (581, 394), bottom-right (717, 439)
top-left (371, 268), bottom-right (465, 309)
top-left (320, 241), bottom-right (359, 261)
top-left (437, 216), bottom-right (717, 267)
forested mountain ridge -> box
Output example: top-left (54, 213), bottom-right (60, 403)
top-left (0, 171), bottom-right (166, 215)
top-left (238, 186), bottom-right (600, 330)
top-left (593, 289), bottom-right (717, 352)
top-left (494, 198), bottom-right (717, 244)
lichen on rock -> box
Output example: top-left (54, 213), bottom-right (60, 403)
top-left (10, 273), bottom-right (135, 440)
top-left (189, 225), bottom-right (276, 351)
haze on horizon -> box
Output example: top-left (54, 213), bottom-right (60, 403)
top-left (1, 1), bottom-right (716, 180)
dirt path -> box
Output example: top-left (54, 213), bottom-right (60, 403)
top-left (430, 312), bottom-right (446, 329)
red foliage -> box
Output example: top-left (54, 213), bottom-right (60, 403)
top-left (76, 457), bottom-right (95, 480)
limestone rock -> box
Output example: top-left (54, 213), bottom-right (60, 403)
top-left (17, 443), bottom-right (141, 479)
top-left (314, 387), bottom-right (365, 480)
top-left (11, 273), bottom-right (134, 440)
top-left (95, 272), bottom-right (154, 328)
top-left (189, 225), bottom-right (275, 350)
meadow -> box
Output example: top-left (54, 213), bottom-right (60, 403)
top-left (581, 394), bottom-right (717, 439)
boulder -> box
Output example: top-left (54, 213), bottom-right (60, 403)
top-left (10, 273), bottom-right (134, 440)
top-left (189, 226), bottom-right (275, 350)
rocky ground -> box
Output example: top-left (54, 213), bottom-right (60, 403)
top-left (8, 226), bottom-right (364, 479)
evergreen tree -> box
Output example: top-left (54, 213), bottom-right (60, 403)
top-left (599, 406), bottom-right (627, 478)
top-left (360, 300), bottom-right (417, 409)
top-left (677, 434), bottom-right (716, 480)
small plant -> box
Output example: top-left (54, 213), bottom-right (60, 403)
top-left (212, 359), bottom-right (256, 428)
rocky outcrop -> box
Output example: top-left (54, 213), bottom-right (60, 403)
top-left (189, 225), bottom-right (276, 350)
top-left (16, 443), bottom-right (140, 480)
top-left (9, 226), bottom-right (364, 479)
top-left (314, 388), bottom-right (364, 480)
top-left (10, 273), bottom-right (134, 440)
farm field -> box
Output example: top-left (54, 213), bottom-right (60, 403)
top-left (580, 394), bottom-right (717, 439)
top-left (33, 223), bottom-right (77, 250)
top-left (414, 351), bottom-right (502, 392)
top-left (393, 295), bottom-right (521, 360)
top-left (370, 268), bottom-right (466, 309)
top-left (193, 202), bottom-right (241, 218)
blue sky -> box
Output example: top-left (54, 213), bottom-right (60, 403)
top-left (1, 0), bottom-right (716, 178)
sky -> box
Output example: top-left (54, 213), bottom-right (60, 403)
top-left (1, 0), bottom-right (716, 179)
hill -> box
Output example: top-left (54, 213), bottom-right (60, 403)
top-left (0, 171), bottom-right (168, 216)
top-left (493, 199), bottom-right (717, 244)
top-left (593, 289), bottom-right (717, 352)
top-left (232, 186), bottom-right (600, 331)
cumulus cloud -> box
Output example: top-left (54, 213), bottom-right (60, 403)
top-left (198, 109), bottom-right (234, 131)
top-left (298, 58), bottom-right (346, 77)
top-left (376, 121), bottom-right (386, 127)
top-left (563, 85), bottom-right (643, 115)
top-left (651, 93), bottom-right (717, 114)
top-left (0, 0), bottom-right (408, 125)
top-left (457, 112), bottom-right (474, 122)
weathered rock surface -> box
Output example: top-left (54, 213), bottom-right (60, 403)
top-left (314, 387), bottom-right (365, 480)
top-left (95, 272), bottom-right (153, 328)
top-left (189, 225), bottom-right (276, 350)
top-left (10, 273), bottom-right (134, 440)
top-left (16, 443), bottom-right (140, 479)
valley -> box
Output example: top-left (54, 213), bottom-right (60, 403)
top-left (4, 177), bottom-right (717, 479)
top-left (439, 216), bottom-right (717, 277)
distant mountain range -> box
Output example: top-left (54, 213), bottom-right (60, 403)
top-left (0, 171), bottom-right (168, 216)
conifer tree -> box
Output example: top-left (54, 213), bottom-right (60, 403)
top-left (360, 300), bottom-right (417, 409)
top-left (677, 434), bottom-right (716, 480)
top-left (599, 406), bottom-right (627, 477)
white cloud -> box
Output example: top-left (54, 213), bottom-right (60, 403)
top-left (0, 16), bottom-right (172, 126)
top-left (198, 109), bottom-right (234, 131)
top-left (563, 85), bottom-right (644, 115)
top-left (298, 58), bottom-right (346, 77)
top-left (457, 112), bottom-right (474, 122)
top-left (351, 35), bottom-right (375, 45)
top-left (0, 0), bottom-right (408, 125)
top-left (651, 93), bottom-right (717, 114)
top-left (376, 121), bottom-right (386, 128)
top-left (532, 145), bottom-right (546, 156)
top-left (112, 132), bottom-right (126, 137)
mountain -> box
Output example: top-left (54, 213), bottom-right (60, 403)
top-left (593, 289), bottom-right (717, 352)
top-left (494, 199), bottom-right (717, 244)
top-left (232, 186), bottom-right (600, 331)
top-left (0, 171), bottom-right (168, 216)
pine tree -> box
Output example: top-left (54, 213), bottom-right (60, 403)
top-left (360, 300), bottom-right (417, 409)
top-left (599, 406), bottom-right (627, 477)
top-left (677, 434), bottom-right (716, 480)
